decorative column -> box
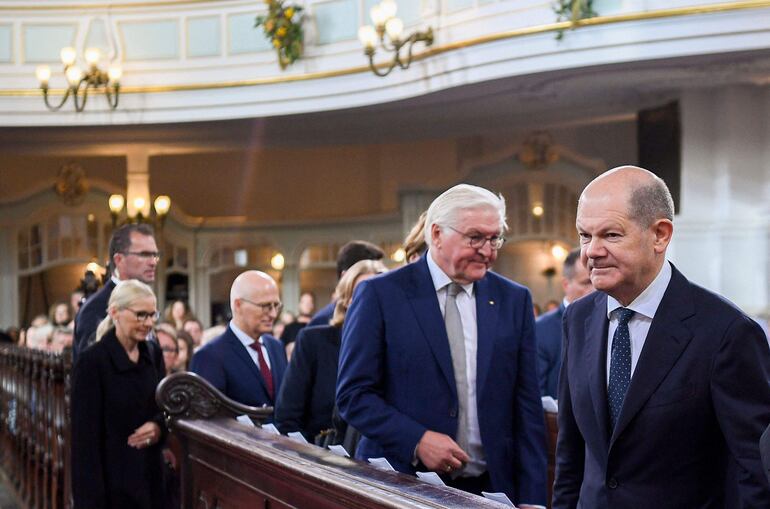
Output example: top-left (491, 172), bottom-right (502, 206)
top-left (672, 86), bottom-right (769, 321)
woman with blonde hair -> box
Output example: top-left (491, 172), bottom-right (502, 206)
top-left (71, 279), bottom-right (166, 509)
top-left (275, 259), bottom-right (387, 442)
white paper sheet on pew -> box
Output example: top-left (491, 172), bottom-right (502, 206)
top-left (328, 445), bottom-right (350, 457)
top-left (416, 471), bottom-right (446, 486)
top-left (260, 423), bottom-right (281, 435)
top-left (541, 396), bottom-right (558, 413)
top-left (288, 431), bottom-right (309, 444)
top-left (236, 415), bottom-right (255, 427)
top-left (368, 457), bottom-right (396, 471)
top-left (482, 491), bottom-right (517, 507)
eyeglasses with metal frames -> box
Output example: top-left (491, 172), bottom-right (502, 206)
top-left (124, 309), bottom-right (160, 322)
top-left (124, 251), bottom-right (162, 261)
top-left (240, 297), bottom-right (283, 314)
top-left (445, 225), bottom-right (506, 250)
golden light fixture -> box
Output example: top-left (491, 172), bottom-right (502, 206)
top-left (532, 202), bottom-right (545, 217)
top-left (358, 0), bottom-right (433, 77)
top-left (551, 244), bottom-right (568, 262)
top-left (109, 193), bottom-right (170, 228)
top-left (270, 253), bottom-right (286, 271)
top-left (391, 248), bottom-right (406, 263)
top-left (36, 47), bottom-right (121, 112)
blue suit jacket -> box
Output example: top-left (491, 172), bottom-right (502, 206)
top-left (337, 255), bottom-right (547, 505)
top-left (308, 301), bottom-right (335, 327)
top-left (535, 304), bottom-right (565, 399)
top-left (553, 264), bottom-right (770, 508)
top-left (190, 326), bottom-right (287, 417)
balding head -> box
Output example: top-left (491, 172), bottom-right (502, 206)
top-left (576, 166), bottom-right (674, 306)
top-left (230, 271), bottom-right (281, 339)
top-left (580, 165), bottom-right (674, 228)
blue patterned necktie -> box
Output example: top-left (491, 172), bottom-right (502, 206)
top-left (608, 307), bottom-right (635, 430)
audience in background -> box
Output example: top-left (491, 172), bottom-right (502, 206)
top-left (175, 330), bottom-right (194, 372)
top-left (49, 302), bottom-right (71, 327)
top-left (276, 259), bottom-right (387, 443)
top-left (156, 323), bottom-right (179, 376)
top-left (163, 300), bottom-right (193, 331)
top-left (182, 318), bottom-right (204, 348)
top-left (49, 326), bottom-right (74, 353)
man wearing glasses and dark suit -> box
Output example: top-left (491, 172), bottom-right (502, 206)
top-left (73, 223), bottom-right (159, 360)
top-left (337, 184), bottom-right (546, 508)
top-left (191, 270), bottom-right (287, 416)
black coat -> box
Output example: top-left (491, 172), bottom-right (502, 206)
top-left (73, 279), bottom-right (116, 360)
top-left (71, 328), bottom-right (166, 509)
top-left (274, 325), bottom-right (341, 441)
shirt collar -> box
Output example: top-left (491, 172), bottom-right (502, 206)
top-left (426, 249), bottom-right (474, 296)
top-left (229, 320), bottom-right (261, 347)
top-left (607, 261), bottom-right (672, 320)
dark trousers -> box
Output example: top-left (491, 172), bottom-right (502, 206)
top-left (443, 471), bottom-right (491, 496)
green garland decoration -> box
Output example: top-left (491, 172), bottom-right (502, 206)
top-left (554, 0), bottom-right (598, 39)
top-left (255, 0), bottom-right (304, 69)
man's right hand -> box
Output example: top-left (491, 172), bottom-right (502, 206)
top-left (416, 430), bottom-right (470, 473)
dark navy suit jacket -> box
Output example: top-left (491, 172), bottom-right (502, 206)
top-left (274, 325), bottom-right (341, 441)
top-left (190, 325), bottom-right (287, 417)
top-left (554, 264), bottom-right (770, 508)
top-left (73, 279), bottom-right (116, 361)
top-left (535, 304), bottom-right (565, 399)
top-left (337, 255), bottom-right (547, 505)
top-left (308, 301), bottom-right (335, 327)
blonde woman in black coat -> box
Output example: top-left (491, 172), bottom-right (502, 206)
top-left (71, 279), bottom-right (166, 509)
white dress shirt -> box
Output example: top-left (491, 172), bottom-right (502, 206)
top-left (605, 261), bottom-right (672, 386)
top-left (230, 321), bottom-right (272, 370)
top-left (426, 252), bottom-right (486, 476)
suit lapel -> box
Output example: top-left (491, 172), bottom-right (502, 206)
top-left (610, 266), bottom-right (695, 446)
top-left (226, 329), bottom-right (270, 400)
top-left (474, 276), bottom-right (498, 398)
top-left (407, 257), bottom-right (456, 395)
top-left (585, 292), bottom-right (611, 447)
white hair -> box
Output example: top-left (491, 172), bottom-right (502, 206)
top-left (95, 279), bottom-right (156, 342)
top-left (423, 183), bottom-right (508, 245)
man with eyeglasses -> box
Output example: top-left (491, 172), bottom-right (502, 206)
top-left (337, 184), bottom-right (547, 508)
top-left (190, 271), bottom-right (287, 415)
top-left (73, 223), bottom-right (159, 360)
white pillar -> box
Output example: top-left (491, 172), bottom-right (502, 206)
top-left (672, 86), bottom-right (769, 320)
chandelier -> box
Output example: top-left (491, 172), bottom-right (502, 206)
top-left (108, 194), bottom-right (171, 229)
top-left (357, 0), bottom-right (433, 77)
top-left (35, 47), bottom-right (122, 112)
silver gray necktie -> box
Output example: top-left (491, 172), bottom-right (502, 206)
top-left (445, 282), bottom-right (469, 463)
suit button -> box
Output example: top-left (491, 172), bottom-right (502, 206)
top-left (607, 478), bottom-right (618, 489)
top-left (449, 409), bottom-right (457, 418)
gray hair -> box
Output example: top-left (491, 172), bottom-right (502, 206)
top-left (95, 279), bottom-right (156, 342)
top-left (423, 184), bottom-right (508, 245)
top-left (628, 176), bottom-right (674, 228)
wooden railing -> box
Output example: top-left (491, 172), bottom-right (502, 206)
top-left (0, 347), bottom-right (560, 509)
top-left (156, 372), bottom-right (512, 509)
top-left (0, 345), bottom-right (71, 509)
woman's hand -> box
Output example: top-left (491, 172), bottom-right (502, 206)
top-left (127, 421), bottom-right (161, 449)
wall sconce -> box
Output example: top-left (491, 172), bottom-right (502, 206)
top-left (391, 248), bottom-right (406, 263)
top-left (109, 193), bottom-right (170, 228)
top-left (551, 244), bottom-right (568, 262)
top-left (270, 253), bottom-right (285, 271)
top-left (35, 47), bottom-right (121, 112)
top-left (532, 202), bottom-right (544, 217)
top-left (358, 0), bottom-right (433, 77)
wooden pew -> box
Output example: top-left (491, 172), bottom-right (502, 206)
top-left (157, 372), bottom-right (510, 509)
